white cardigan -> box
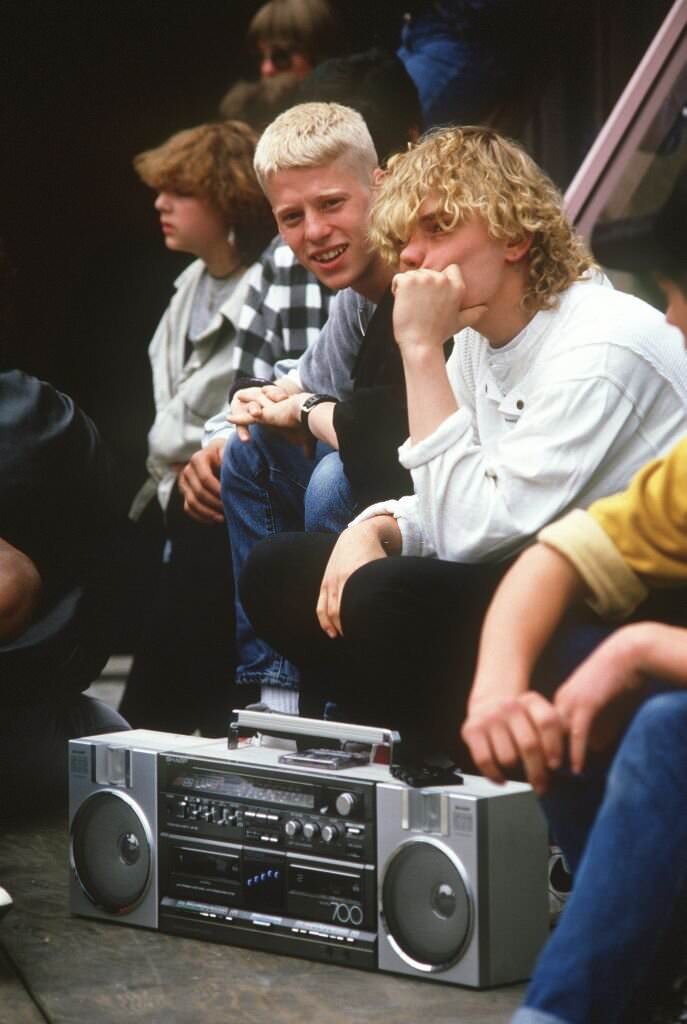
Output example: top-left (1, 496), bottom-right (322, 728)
top-left (131, 259), bottom-right (253, 518)
top-left (353, 278), bottom-right (687, 563)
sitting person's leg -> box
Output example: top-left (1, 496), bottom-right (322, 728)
top-left (240, 531), bottom-right (508, 762)
top-left (516, 690), bottom-right (687, 1024)
top-left (304, 451), bottom-right (357, 533)
top-left (222, 428), bottom-right (354, 712)
top-left (121, 484), bottom-right (236, 735)
top-left (221, 425), bottom-right (315, 708)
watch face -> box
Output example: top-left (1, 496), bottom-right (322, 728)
top-left (300, 394), bottom-right (334, 432)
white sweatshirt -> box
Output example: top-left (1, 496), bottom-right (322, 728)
top-left (353, 277), bottom-right (687, 563)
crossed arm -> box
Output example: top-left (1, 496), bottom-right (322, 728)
top-left (461, 542), bottom-right (687, 793)
top-left (178, 376), bottom-right (338, 524)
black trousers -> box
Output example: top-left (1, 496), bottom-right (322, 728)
top-left (1, 694), bottom-right (129, 820)
top-left (120, 486), bottom-right (239, 736)
top-left (240, 532), bottom-right (513, 767)
top-left (242, 533), bottom-right (687, 769)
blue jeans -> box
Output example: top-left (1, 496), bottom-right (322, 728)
top-left (512, 690), bottom-right (687, 1024)
top-left (220, 425), bottom-right (355, 691)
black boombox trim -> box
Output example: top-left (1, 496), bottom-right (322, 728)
top-left (68, 713), bottom-right (549, 989)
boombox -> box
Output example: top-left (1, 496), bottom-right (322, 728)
top-left (69, 712), bottom-right (549, 988)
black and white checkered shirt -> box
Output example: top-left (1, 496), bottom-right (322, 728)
top-left (203, 235), bottom-right (334, 443)
top-left (234, 235), bottom-right (334, 379)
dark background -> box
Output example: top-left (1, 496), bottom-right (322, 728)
top-left (2, 0), bottom-right (673, 504)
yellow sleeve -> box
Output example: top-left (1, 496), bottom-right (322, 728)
top-left (538, 436), bottom-right (687, 619)
top-left (589, 436), bottom-right (687, 584)
top-left (538, 510), bottom-right (648, 619)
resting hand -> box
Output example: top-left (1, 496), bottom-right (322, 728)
top-left (178, 440), bottom-right (225, 524)
top-left (391, 265), bottom-right (487, 352)
top-left (554, 627), bottom-right (646, 775)
top-left (316, 519), bottom-right (391, 639)
top-left (461, 692), bottom-right (565, 794)
top-left (228, 384), bottom-right (291, 441)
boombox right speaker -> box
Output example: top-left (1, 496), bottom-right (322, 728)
top-left (376, 778), bottom-right (549, 988)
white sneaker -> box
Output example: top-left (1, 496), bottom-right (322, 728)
top-left (0, 886), bottom-right (13, 921)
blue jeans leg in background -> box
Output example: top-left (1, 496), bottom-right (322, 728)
top-left (515, 690), bottom-right (687, 1024)
top-left (221, 426), bottom-right (354, 694)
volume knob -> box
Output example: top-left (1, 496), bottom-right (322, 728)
top-left (284, 819), bottom-right (302, 838)
top-left (302, 822), bottom-right (319, 841)
top-left (335, 792), bottom-right (357, 817)
top-left (321, 824), bottom-right (340, 844)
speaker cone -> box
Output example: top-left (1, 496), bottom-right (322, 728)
top-left (381, 838), bottom-right (472, 971)
top-left (71, 791), bottom-right (152, 913)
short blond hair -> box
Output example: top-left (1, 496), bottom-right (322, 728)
top-left (254, 102), bottom-right (377, 188)
top-left (370, 126), bottom-right (596, 314)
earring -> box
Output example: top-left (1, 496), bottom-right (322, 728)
top-left (226, 227), bottom-right (236, 247)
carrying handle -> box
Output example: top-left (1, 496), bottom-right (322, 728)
top-left (228, 709), bottom-right (400, 763)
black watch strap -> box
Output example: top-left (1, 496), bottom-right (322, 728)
top-left (300, 393), bottom-right (337, 434)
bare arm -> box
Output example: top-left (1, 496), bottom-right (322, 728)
top-left (461, 543), bottom-right (585, 792)
top-left (303, 400), bottom-right (338, 449)
top-left (0, 538), bottom-right (42, 641)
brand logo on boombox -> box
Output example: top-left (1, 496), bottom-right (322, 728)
top-left (68, 724), bottom-right (549, 989)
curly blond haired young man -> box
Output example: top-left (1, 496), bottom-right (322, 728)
top-left (241, 126), bottom-right (687, 766)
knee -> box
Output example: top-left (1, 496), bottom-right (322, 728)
top-left (627, 691), bottom-right (687, 746)
top-left (610, 691), bottom-right (687, 788)
top-left (239, 533), bottom-right (301, 631)
top-left (304, 453), bottom-right (353, 533)
top-left (240, 536), bottom-right (279, 619)
top-left (221, 427), bottom-right (260, 485)
top-left (340, 557), bottom-right (400, 636)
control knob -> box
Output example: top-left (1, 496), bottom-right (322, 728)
top-left (284, 819), bottom-right (302, 838)
top-left (335, 792), bottom-right (358, 817)
top-left (302, 822), bottom-right (320, 841)
top-left (321, 824), bottom-right (341, 844)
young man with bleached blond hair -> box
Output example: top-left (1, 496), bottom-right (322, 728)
top-left (204, 102), bottom-right (410, 714)
top-left (240, 125), bottom-right (687, 767)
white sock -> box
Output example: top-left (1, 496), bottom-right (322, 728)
top-left (260, 685), bottom-right (299, 715)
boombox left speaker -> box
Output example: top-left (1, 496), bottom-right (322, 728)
top-left (68, 730), bottom-right (209, 929)
top-left (376, 777), bottom-right (549, 988)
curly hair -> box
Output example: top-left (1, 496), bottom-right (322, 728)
top-left (369, 126), bottom-right (596, 314)
top-left (133, 121), bottom-right (274, 264)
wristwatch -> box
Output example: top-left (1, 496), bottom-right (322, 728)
top-left (299, 393), bottom-right (337, 435)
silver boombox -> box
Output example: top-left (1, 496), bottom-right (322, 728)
top-left (68, 711), bottom-right (549, 988)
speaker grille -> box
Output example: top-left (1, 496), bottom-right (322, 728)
top-left (71, 791), bottom-right (152, 914)
top-left (382, 839), bottom-right (472, 970)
